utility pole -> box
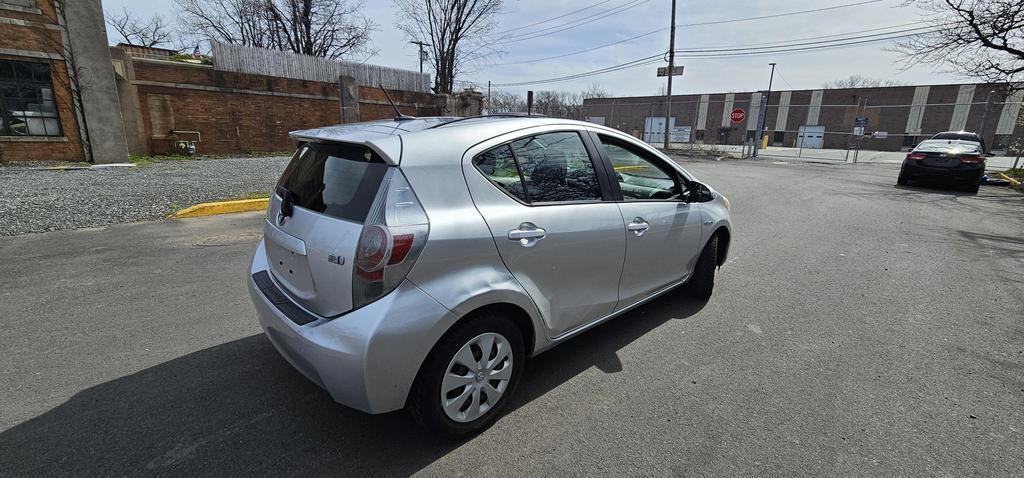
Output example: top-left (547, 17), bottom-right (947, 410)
top-left (752, 62), bottom-right (776, 158)
top-left (409, 41), bottom-right (429, 75)
top-left (662, 0), bottom-right (677, 150)
top-left (977, 90), bottom-right (995, 153)
top-left (487, 80), bottom-right (491, 114)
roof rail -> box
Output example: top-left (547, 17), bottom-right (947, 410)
top-left (429, 113), bottom-right (547, 129)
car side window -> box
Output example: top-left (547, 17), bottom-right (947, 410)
top-left (474, 131), bottom-right (603, 204)
top-left (510, 132), bottom-right (602, 203)
top-left (473, 144), bottom-right (528, 202)
top-left (598, 136), bottom-right (684, 201)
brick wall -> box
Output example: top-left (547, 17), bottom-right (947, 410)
top-left (0, 0), bottom-right (86, 162)
top-left (123, 58), bottom-right (449, 156)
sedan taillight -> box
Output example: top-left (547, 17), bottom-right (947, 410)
top-left (959, 155), bottom-right (985, 163)
top-left (906, 153), bottom-right (927, 160)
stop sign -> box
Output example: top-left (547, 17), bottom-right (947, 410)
top-left (730, 108), bottom-right (746, 124)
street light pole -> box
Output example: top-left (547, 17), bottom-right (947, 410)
top-left (662, 0), bottom-right (677, 151)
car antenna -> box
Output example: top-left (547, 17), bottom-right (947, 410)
top-left (379, 84), bottom-right (416, 121)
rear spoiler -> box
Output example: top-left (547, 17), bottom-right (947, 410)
top-left (289, 129), bottom-right (403, 166)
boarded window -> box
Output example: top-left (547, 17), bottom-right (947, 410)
top-left (146, 94), bottom-right (174, 138)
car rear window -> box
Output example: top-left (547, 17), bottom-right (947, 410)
top-left (277, 142), bottom-right (388, 222)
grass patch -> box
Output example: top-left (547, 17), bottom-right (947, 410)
top-left (129, 150), bottom-right (292, 165)
top-left (1001, 168), bottom-right (1024, 181)
top-left (226, 191), bottom-right (270, 201)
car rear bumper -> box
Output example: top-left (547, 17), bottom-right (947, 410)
top-left (901, 160), bottom-right (984, 182)
top-left (247, 240), bottom-right (455, 414)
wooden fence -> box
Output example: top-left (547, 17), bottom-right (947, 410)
top-left (211, 42), bottom-right (430, 92)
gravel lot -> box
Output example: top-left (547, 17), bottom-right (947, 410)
top-left (0, 157), bottom-right (289, 236)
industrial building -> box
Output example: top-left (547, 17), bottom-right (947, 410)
top-left (582, 83), bottom-right (1024, 155)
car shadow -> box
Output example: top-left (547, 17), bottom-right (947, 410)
top-left (894, 182), bottom-right (976, 196)
top-left (0, 292), bottom-right (708, 476)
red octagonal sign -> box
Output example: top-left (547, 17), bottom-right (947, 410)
top-left (730, 108), bottom-right (747, 124)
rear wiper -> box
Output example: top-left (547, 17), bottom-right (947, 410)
top-left (275, 186), bottom-right (295, 218)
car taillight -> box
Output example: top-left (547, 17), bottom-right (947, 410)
top-left (906, 153), bottom-right (927, 160)
top-left (352, 168), bottom-right (429, 308)
top-left (959, 155), bottom-right (984, 163)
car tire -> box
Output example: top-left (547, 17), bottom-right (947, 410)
top-left (408, 313), bottom-right (525, 439)
top-left (685, 234), bottom-right (718, 300)
top-left (965, 182), bottom-right (980, 194)
top-left (897, 171), bottom-right (908, 185)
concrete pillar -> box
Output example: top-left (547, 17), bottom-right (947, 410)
top-left (62, 0), bottom-right (129, 163)
top-left (338, 76), bottom-right (359, 123)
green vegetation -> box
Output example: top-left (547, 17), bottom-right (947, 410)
top-left (227, 191), bottom-right (270, 201)
top-left (128, 151), bottom-right (292, 165)
top-left (1001, 168), bottom-right (1024, 181)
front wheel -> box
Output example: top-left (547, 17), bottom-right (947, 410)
top-left (685, 235), bottom-right (719, 300)
top-left (408, 314), bottom-right (525, 439)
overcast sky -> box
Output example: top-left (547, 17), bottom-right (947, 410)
top-left (102, 0), bottom-right (963, 97)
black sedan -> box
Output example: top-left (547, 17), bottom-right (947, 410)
top-left (897, 139), bottom-right (987, 193)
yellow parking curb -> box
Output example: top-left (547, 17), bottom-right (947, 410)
top-left (172, 198), bottom-right (269, 218)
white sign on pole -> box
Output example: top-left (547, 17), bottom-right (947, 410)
top-left (853, 126), bottom-right (865, 137)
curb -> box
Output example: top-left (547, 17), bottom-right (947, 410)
top-left (172, 198), bottom-right (269, 218)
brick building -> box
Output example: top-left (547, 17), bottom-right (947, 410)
top-left (0, 0), bottom-right (128, 163)
top-left (582, 83), bottom-right (1024, 155)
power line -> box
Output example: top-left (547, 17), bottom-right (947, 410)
top-left (492, 54), bottom-right (664, 87)
top-left (489, 21), bottom-right (927, 66)
top-left (488, 29), bottom-right (930, 87)
top-left (499, 0), bottom-right (652, 43)
top-left (492, 0), bottom-right (617, 36)
top-left (498, 0), bottom-right (883, 45)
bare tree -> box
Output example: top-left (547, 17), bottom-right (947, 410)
top-left (824, 75), bottom-right (908, 89)
top-left (489, 85), bottom-right (607, 119)
top-left (394, 0), bottom-right (503, 94)
top-left (489, 90), bottom-right (525, 113)
top-left (175, 0), bottom-right (376, 59)
top-left (105, 7), bottom-right (174, 48)
top-left (894, 0), bottom-right (1023, 89)
top-left (582, 82), bottom-right (610, 99)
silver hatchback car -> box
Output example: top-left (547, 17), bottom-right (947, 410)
top-left (248, 115), bottom-right (732, 438)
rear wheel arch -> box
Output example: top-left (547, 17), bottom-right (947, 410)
top-left (408, 302), bottom-right (537, 411)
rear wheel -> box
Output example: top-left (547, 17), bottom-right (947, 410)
top-left (965, 181), bottom-right (980, 194)
top-left (897, 170), bottom-right (908, 185)
top-left (685, 234), bottom-right (719, 300)
top-left (409, 314), bottom-right (525, 439)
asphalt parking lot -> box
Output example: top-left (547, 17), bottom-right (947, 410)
top-left (1, 159), bottom-right (1022, 476)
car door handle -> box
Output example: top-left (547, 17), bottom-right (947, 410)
top-left (508, 223), bottom-right (546, 247)
top-left (627, 217), bottom-right (650, 237)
